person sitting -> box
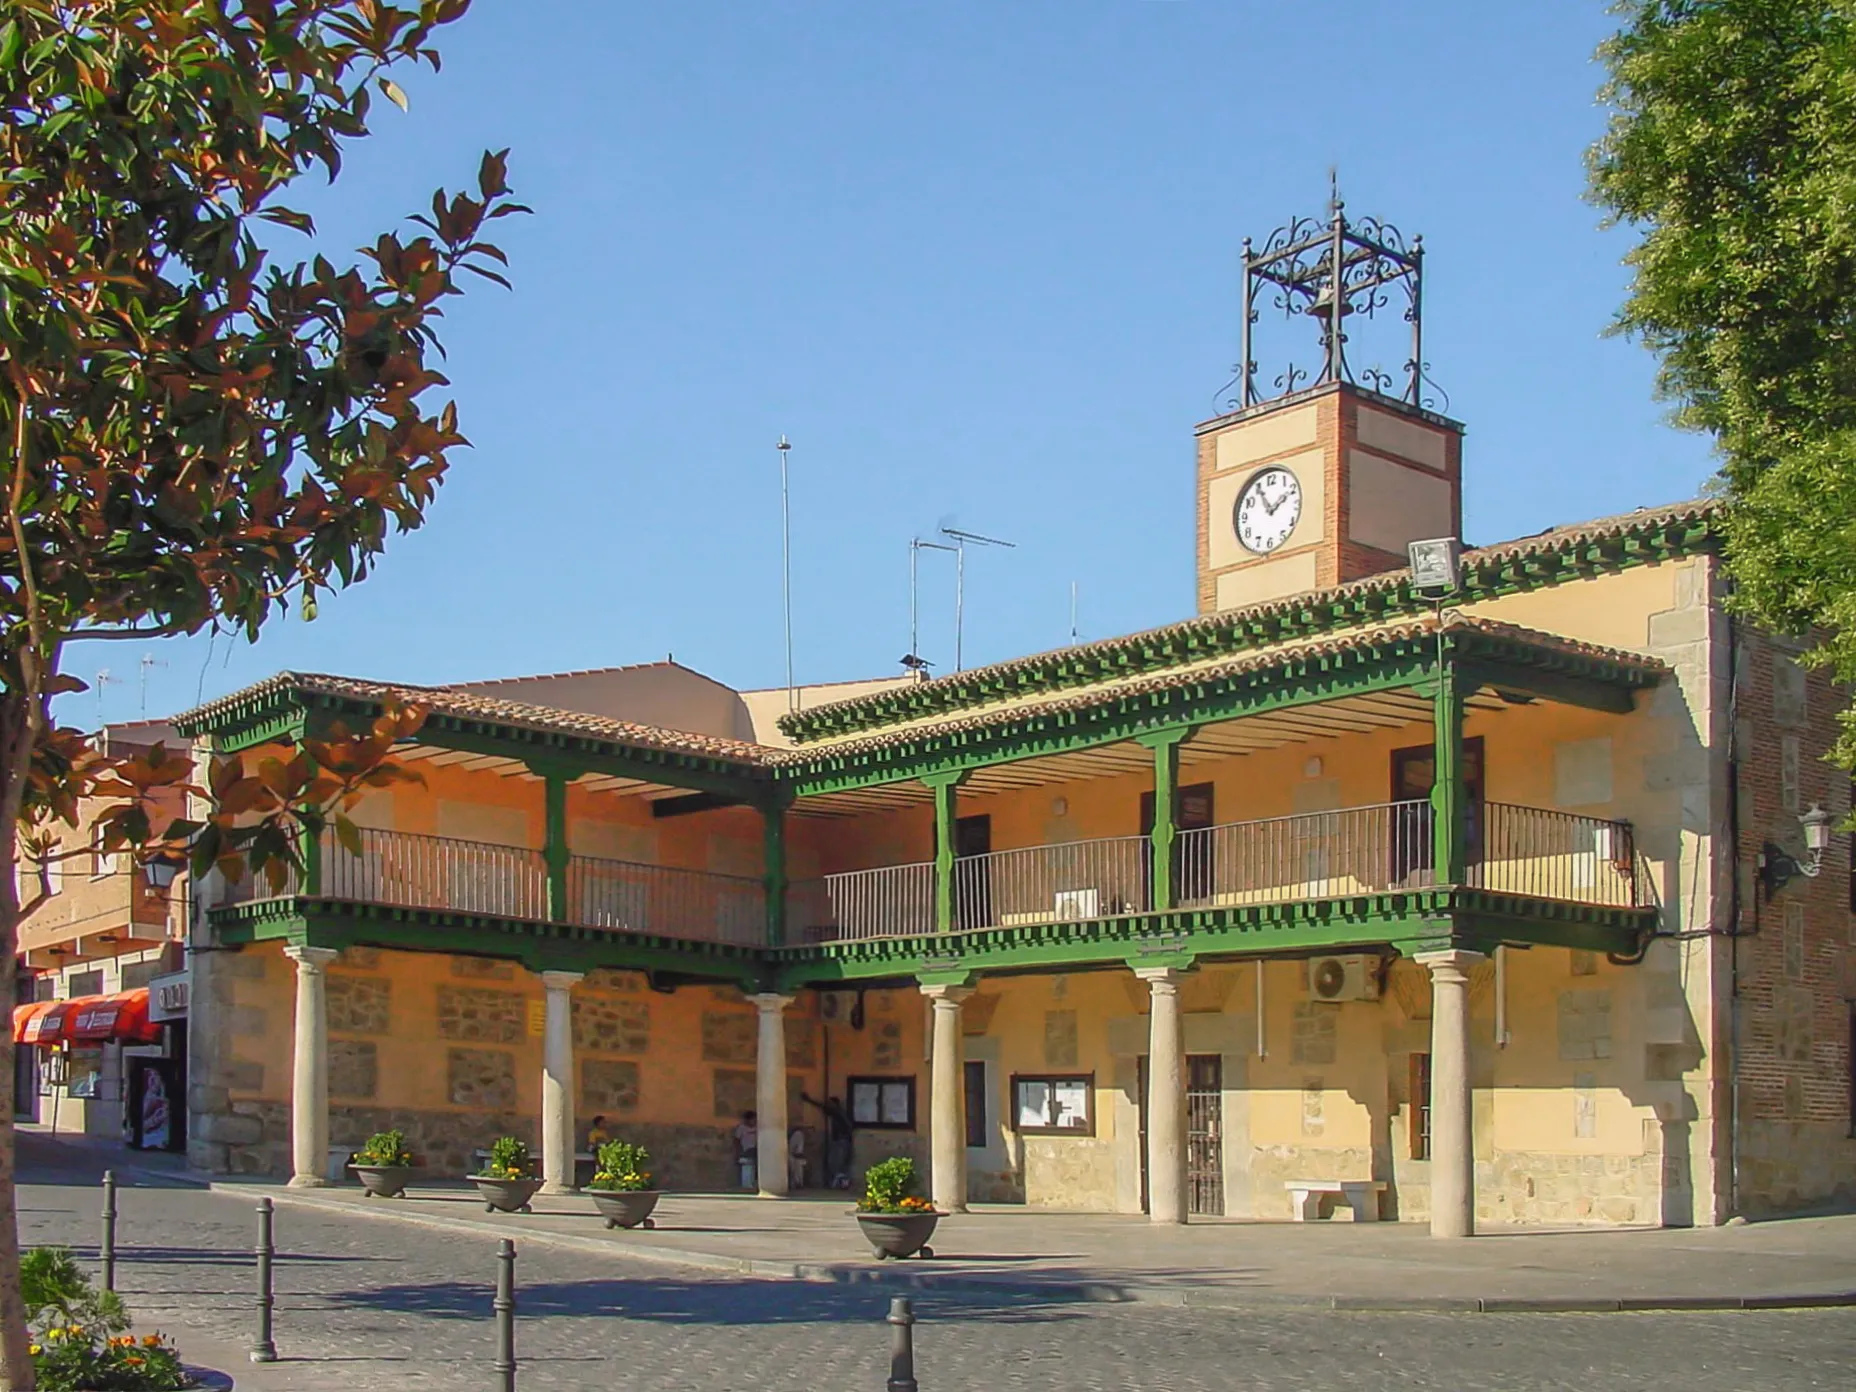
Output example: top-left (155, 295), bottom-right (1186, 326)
top-left (585, 1114), bottom-right (610, 1149)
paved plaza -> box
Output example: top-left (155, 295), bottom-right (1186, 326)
top-left (14, 1133), bottom-right (1856, 1389)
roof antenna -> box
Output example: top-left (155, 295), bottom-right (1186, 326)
top-left (940, 525), bottom-right (1016, 671)
top-left (906, 537), bottom-right (955, 677)
top-left (777, 436), bottom-right (796, 712)
top-left (1069, 581), bottom-right (1080, 645)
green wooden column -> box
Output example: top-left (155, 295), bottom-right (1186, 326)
top-left (924, 770), bottom-right (967, 934)
top-left (301, 817), bottom-right (323, 896)
top-left (541, 768), bottom-right (570, 922)
top-left (761, 796), bottom-right (790, 947)
top-left (1430, 653), bottom-right (1469, 887)
top-left (1137, 727), bottom-right (1195, 911)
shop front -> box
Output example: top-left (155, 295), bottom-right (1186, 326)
top-left (11, 986), bottom-right (181, 1148)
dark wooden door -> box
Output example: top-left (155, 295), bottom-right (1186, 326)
top-left (1389, 738), bottom-right (1485, 884)
top-left (1140, 782), bottom-right (1216, 907)
top-left (953, 814), bottom-right (992, 930)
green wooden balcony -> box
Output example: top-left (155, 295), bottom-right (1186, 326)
top-left (784, 800), bottom-right (1644, 945)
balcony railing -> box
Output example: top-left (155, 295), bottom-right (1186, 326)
top-left (212, 802), bottom-right (1646, 951)
top-left (568, 854), bottom-right (764, 946)
top-left (1469, 802), bottom-right (1639, 909)
top-left (216, 827), bottom-right (766, 947)
top-left (787, 862), bottom-right (935, 943)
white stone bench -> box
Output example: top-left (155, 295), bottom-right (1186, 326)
top-left (1284, 1179), bottom-right (1386, 1222)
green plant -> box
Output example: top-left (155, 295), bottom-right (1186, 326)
top-left (22, 1248), bottom-right (187, 1389)
top-left (588, 1141), bottom-right (654, 1193)
top-left (480, 1136), bottom-right (531, 1180)
top-left (352, 1130), bottom-right (414, 1168)
top-left (857, 1157), bottom-right (933, 1215)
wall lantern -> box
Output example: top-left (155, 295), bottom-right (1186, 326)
top-left (143, 856), bottom-right (183, 890)
top-left (1759, 803), bottom-right (1835, 900)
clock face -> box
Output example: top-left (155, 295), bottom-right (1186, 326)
top-left (1233, 467), bottom-right (1303, 555)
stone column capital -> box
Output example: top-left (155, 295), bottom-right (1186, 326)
top-left (750, 991), bottom-right (795, 1016)
top-left (919, 983), bottom-right (974, 1007)
top-left (538, 970), bottom-right (585, 993)
top-left (1133, 965), bottom-right (1185, 992)
top-left (1414, 949), bottom-right (1485, 986)
top-left (283, 945), bottom-right (341, 973)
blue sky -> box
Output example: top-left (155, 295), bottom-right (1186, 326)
top-left (74, 1), bottom-right (1716, 729)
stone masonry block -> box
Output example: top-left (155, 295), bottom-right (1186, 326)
top-left (327, 975), bottom-right (391, 1035)
top-left (573, 996), bottom-right (649, 1054)
top-left (1647, 606), bottom-right (1707, 649)
top-left (436, 986), bottom-right (522, 1043)
top-left (581, 1058), bottom-right (641, 1115)
top-left (447, 1047), bottom-right (516, 1109)
top-left (329, 1039), bottom-right (378, 1100)
top-left (700, 1011), bottom-right (755, 1063)
top-left (712, 1068), bottom-right (756, 1120)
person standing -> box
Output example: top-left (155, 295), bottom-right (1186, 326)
top-left (733, 1109), bottom-right (758, 1190)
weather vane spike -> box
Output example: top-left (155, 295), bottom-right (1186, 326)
top-left (1328, 165), bottom-right (1341, 216)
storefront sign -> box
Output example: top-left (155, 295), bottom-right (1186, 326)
top-left (148, 971), bottom-right (189, 1023)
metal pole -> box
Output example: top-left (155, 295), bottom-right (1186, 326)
top-left (1239, 235), bottom-right (1254, 408)
top-left (1408, 234), bottom-right (1425, 406)
top-left (886, 1296), bottom-right (917, 1392)
top-left (493, 1238), bottom-right (517, 1392)
top-left (778, 436), bottom-right (794, 713)
top-left (953, 538), bottom-right (965, 673)
top-left (99, 1170), bottom-right (117, 1293)
top-left (251, 1196), bottom-right (277, 1364)
top-left (909, 540), bottom-right (919, 667)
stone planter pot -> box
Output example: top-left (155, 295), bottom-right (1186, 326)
top-left (352, 1164), bottom-right (414, 1199)
top-left (588, 1189), bottom-right (662, 1230)
top-left (472, 1176), bottom-right (544, 1214)
top-left (855, 1211), bottom-right (941, 1260)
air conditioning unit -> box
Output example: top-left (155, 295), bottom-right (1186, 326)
top-left (1308, 954), bottom-right (1381, 1004)
top-left (818, 990), bottom-right (858, 1024)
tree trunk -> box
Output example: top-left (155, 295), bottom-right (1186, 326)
top-left (0, 692), bottom-right (36, 1390)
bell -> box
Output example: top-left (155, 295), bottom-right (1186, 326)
top-left (1305, 280), bottom-right (1352, 318)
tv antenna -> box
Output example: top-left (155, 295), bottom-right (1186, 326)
top-left (905, 537), bottom-right (955, 677)
top-left (94, 668), bottom-right (124, 725)
top-left (1069, 581), bottom-right (1080, 645)
top-left (138, 653), bottom-right (167, 717)
top-left (940, 526), bottom-right (1016, 672)
top-left (776, 436), bottom-right (795, 712)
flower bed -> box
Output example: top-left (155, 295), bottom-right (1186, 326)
top-left (26, 1247), bottom-right (189, 1390)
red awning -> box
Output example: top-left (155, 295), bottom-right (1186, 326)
top-left (13, 990), bottom-right (160, 1046)
top-left (65, 990), bottom-right (160, 1045)
top-left (11, 1000), bottom-right (56, 1045)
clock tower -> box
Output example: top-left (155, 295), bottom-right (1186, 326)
top-left (1197, 197), bottom-right (1464, 614)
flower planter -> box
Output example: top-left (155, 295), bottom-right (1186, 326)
top-left (855, 1211), bottom-right (941, 1260)
top-left (472, 1176), bottom-right (544, 1214)
top-left (589, 1189), bottom-right (662, 1230)
top-left (352, 1164), bottom-right (414, 1199)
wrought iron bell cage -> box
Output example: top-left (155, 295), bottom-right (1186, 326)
top-left (1234, 193), bottom-right (1426, 410)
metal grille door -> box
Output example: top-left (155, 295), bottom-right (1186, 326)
top-left (1185, 1054), bottom-right (1224, 1217)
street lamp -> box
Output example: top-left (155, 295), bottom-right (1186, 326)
top-left (1759, 803), bottom-right (1836, 900)
top-left (143, 856), bottom-right (182, 891)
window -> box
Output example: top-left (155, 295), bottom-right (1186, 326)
top-left (1012, 1073), bottom-right (1094, 1136)
top-left (963, 1060), bottom-right (988, 1149)
top-left (848, 1075), bottom-right (916, 1130)
top-left (67, 970), bottom-right (104, 1000)
top-left (1409, 1053), bottom-right (1432, 1160)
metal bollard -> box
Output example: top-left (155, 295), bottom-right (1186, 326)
top-left (250, 1196), bottom-right (277, 1364)
top-left (493, 1239), bottom-right (517, 1392)
top-left (886, 1296), bottom-right (918, 1392)
top-left (99, 1170), bottom-right (117, 1293)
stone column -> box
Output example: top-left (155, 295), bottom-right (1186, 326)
top-left (921, 984), bottom-right (974, 1213)
top-left (1417, 949), bottom-right (1484, 1238)
top-left (751, 993), bottom-right (794, 1197)
top-left (284, 945), bottom-right (341, 1188)
top-left (1136, 966), bottom-right (1187, 1225)
top-left (539, 971), bottom-right (584, 1194)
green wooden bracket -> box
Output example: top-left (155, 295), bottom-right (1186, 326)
top-left (1430, 662), bottom-right (1471, 887)
top-left (1136, 726), bottom-right (1196, 913)
top-left (538, 768), bottom-right (570, 923)
top-left (923, 770), bottom-right (969, 935)
top-left (761, 800), bottom-right (790, 948)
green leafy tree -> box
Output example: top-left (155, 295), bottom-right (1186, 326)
top-left (1589, 1), bottom-right (1856, 760)
top-left (0, 2), bottom-right (524, 1385)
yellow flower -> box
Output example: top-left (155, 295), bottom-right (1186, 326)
top-left (27, 1345), bottom-right (38, 1356)
top-left (143, 1334), bottom-right (163, 1348)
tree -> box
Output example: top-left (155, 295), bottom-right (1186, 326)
top-left (1589, 1), bottom-right (1856, 761)
top-left (0, 2), bottom-right (523, 1385)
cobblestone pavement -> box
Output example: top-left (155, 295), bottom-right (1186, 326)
top-left (14, 1167), bottom-right (1854, 1390)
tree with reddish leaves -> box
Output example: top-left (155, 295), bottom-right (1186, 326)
top-left (0, 3), bottom-right (523, 1383)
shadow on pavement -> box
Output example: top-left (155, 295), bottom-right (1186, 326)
top-left (319, 1274), bottom-right (1091, 1326)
